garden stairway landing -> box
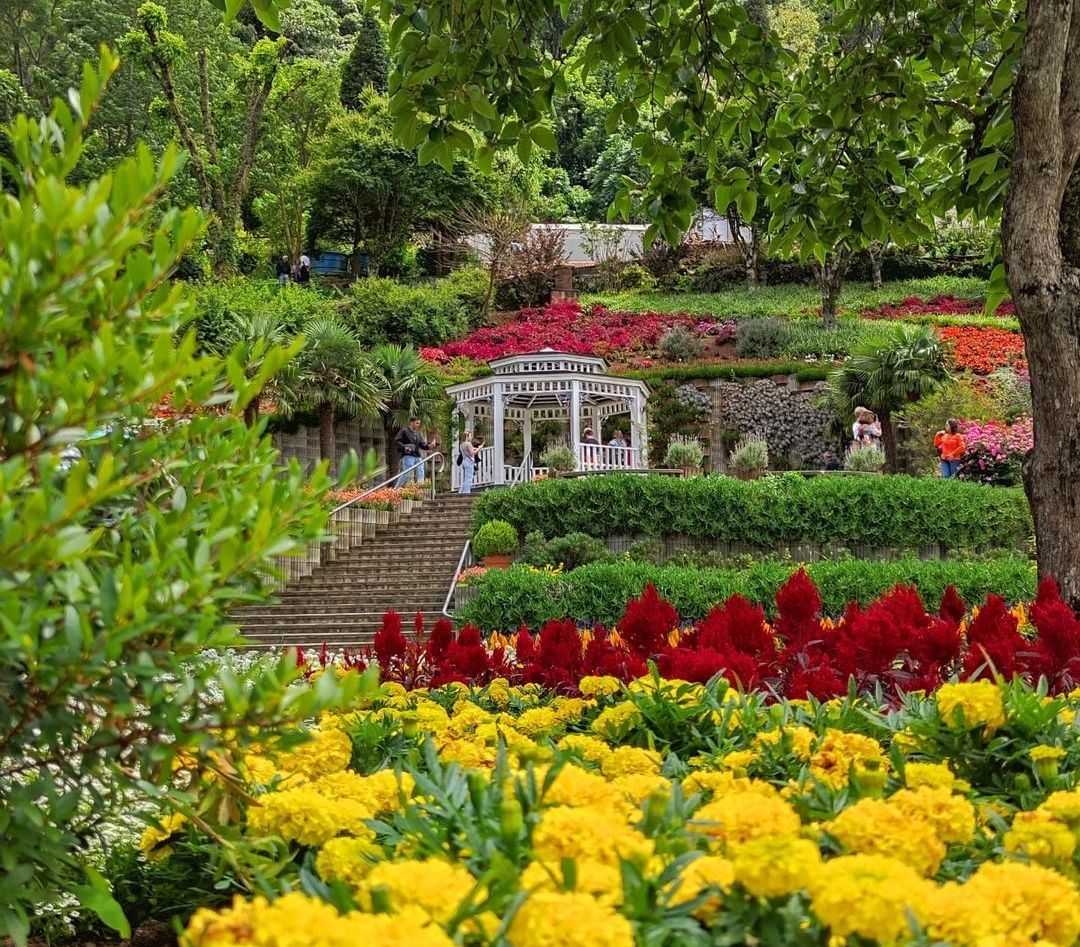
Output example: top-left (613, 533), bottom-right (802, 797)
top-left (234, 493), bottom-right (476, 649)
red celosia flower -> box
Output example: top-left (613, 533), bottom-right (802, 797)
top-left (620, 583), bottom-right (679, 658)
top-left (963, 594), bottom-right (1027, 680)
top-left (1026, 576), bottom-right (1080, 688)
top-left (373, 611), bottom-right (408, 668)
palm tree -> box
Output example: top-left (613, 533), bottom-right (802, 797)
top-left (826, 324), bottom-right (952, 472)
top-left (279, 317), bottom-right (387, 465)
top-left (370, 343), bottom-right (445, 476)
top-left (208, 310), bottom-right (294, 425)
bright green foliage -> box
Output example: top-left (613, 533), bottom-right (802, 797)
top-left (472, 519), bottom-right (519, 558)
top-left (473, 473), bottom-right (1032, 550)
top-left (0, 54), bottom-right (372, 940)
top-left (340, 13), bottom-right (388, 103)
top-left (460, 555), bottom-right (1038, 628)
top-left (369, 342), bottom-right (444, 429)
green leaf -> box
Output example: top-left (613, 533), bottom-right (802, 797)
top-left (75, 874), bottom-right (130, 939)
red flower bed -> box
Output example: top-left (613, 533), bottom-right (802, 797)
top-left (421, 300), bottom-right (729, 363)
top-left (298, 571), bottom-right (1080, 701)
top-left (860, 295), bottom-right (1016, 320)
top-left (939, 325), bottom-right (1027, 374)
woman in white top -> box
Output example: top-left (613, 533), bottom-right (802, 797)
top-left (458, 430), bottom-right (482, 494)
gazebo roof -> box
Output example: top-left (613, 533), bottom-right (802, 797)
top-left (487, 348), bottom-right (609, 376)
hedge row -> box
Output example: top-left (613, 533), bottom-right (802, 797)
top-left (622, 362), bottom-right (831, 383)
top-left (473, 474), bottom-right (1032, 551)
top-left (458, 556), bottom-right (1037, 630)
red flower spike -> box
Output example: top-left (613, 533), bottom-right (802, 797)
top-left (620, 583), bottom-right (679, 658)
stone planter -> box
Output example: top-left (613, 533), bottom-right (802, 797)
top-left (482, 554), bottom-right (514, 569)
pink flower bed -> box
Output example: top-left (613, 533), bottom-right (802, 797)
top-left (421, 300), bottom-right (732, 363)
top-left (957, 418), bottom-right (1034, 487)
top-left (861, 295), bottom-right (1016, 320)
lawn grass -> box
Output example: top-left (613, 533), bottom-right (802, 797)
top-left (583, 276), bottom-right (993, 320)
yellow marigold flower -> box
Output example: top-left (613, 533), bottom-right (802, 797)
top-left (1004, 810), bottom-right (1077, 864)
top-left (487, 677), bottom-right (512, 708)
top-left (935, 680), bottom-right (1006, 733)
top-left (579, 675), bottom-right (622, 698)
top-left (246, 786), bottom-right (373, 846)
top-left (807, 854), bottom-right (933, 943)
top-left (550, 697), bottom-right (591, 722)
top-left (718, 749), bottom-right (756, 774)
top-left (1031, 745), bottom-right (1067, 780)
top-left (591, 702), bottom-right (642, 741)
top-left (1041, 789), bottom-right (1080, 827)
top-left (682, 771), bottom-right (779, 799)
top-left (609, 773), bottom-right (670, 806)
top-left (520, 858), bottom-right (623, 907)
top-left (532, 805), bottom-right (652, 868)
top-left (889, 786), bottom-right (976, 846)
top-left (356, 859), bottom-right (481, 925)
top-left (447, 704), bottom-right (495, 737)
top-left (514, 707), bottom-right (563, 737)
top-left (315, 836), bottom-right (381, 887)
top-left (601, 745), bottom-right (662, 778)
top-left (437, 738), bottom-right (497, 769)
top-left (754, 725), bottom-right (816, 760)
top-left (270, 728), bottom-right (353, 781)
top-left (891, 728), bottom-right (920, 754)
top-left (140, 811), bottom-right (187, 862)
top-left (809, 729), bottom-right (887, 790)
top-left (557, 734), bottom-right (614, 767)
top-left (413, 701), bottom-right (451, 733)
top-left (669, 855), bottom-right (736, 920)
top-left (732, 834), bottom-right (821, 899)
top-left (310, 769), bottom-right (409, 815)
top-left (693, 792), bottom-right (801, 851)
top-left (925, 861), bottom-right (1080, 946)
top-left (827, 798), bottom-right (944, 876)
top-left (544, 764), bottom-right (626, 812)
top-left (508, 890), bottom-right (634, 947)
top-left (903, 761), bottom-right (957, 792)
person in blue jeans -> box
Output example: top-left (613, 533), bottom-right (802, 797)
top-left (395, 417), bottom-right (436, 486)
top-left (458, 431), bottom-right (483, 494)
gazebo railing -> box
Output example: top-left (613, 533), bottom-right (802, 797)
top-left (578, 444), bottom-right (637, 470)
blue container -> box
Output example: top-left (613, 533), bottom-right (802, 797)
top-left (311, 251), bottom-right (350, 277)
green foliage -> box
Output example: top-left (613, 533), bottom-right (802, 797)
top-left (729, 435), bottom-right (769, 473)
top-left (895, 379), bottom-right (998, 475)
top-left (340, 13), bottom-right (388, 103)
top-left (663, 435), bottom-right (705, 470)
top-left (539, 443), bottom-right (577, 474)
top-left (459, 556), bottom-right (1037, 629)
top-left (369, 343), bottom-right (444, 434)
top-left (519, 530), bottom-right (613, 570)
top-left (657, 324), bottom-right (703, 362)
top-left (0, 55), bottom-right (370, 940)
top-left (844, 443), bottom-right (886, 472)
top-left (344, 267), bottom-right (487, 346)
top-left (472, 519), bottom-right (518, 558)
top-left (473, 473), bottom-right (1032, 550)
top-left (734, 318), bottom-right (793, 359)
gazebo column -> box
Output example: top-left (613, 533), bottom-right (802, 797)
top-left (570, 380), bottom-right (582, 470)
top-left (523, 412), bottom-right (533, 468)
top-left (492, 382), bottom-right (505, 485)
top-left (630, 393), bottom-right (648, 468)
top-left (450, 404), bottom-right (461, 489)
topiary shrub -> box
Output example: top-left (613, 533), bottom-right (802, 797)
top-left (520, 530), bottom-right (612, 569)
top-left (734, 317), bottom-right (793, 359)
top-left (658, 324), bottom-right (703, 362)
top-left (473, 519), bottom-right (518, 558)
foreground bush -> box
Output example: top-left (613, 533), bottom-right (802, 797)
top-left (134, 671), bottom-right (1080, 947)
top-left (458, 556), bottom-right (1036, 628)
top-left (473, 473), bottom-right (1032, 551)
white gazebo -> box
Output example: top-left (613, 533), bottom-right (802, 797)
top-left (446, 349), bottom-right (650, 489)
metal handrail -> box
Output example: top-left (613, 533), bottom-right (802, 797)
top-left (442, 539), bottom-right (472, 618)
top-left (330, 450), bottom-right (445, 515)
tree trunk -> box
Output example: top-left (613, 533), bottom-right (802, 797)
top-left (243, 399), bottom-right (260, 427)
top-left (383, 419), bottom-right (401, 478)
top-left (1001, 0), bottom-right (1080, 609)
top-left (879, 411), bottom-right (898, 474)
top-left (816, 252), bottom-right (848, 329)
top-left (868, 242), bottom-right (883, 289)
top-left (318, 400), bottom-right (336, 466)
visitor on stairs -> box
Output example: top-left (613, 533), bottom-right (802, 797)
top-left (395, 417), bottom-right (437, 486)
top-left (458, 430), bottom-right (482, 494)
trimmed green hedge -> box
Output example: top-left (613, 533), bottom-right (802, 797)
top-left (458, 556), bottom-right (1037, 629)
top-left (622, 362), bottom-right (831, 383)
top-left (473, 474), bottom-right (1032, 551)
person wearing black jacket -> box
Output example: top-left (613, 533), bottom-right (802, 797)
top-left (394, 417), bottom-right (437, 486)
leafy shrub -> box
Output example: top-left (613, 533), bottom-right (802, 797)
top-left (658, 324), bottom-right (703, 362)
top-left (674, 384), bottom-right (712, 415)
top-left (540, 443), bottom-right (577, 474)
top-left (729, 434), bottom-right (769, 473)
top-left (734, 317), bottom-right (793, 358)
top-left (520, 530), bottom-right (612, 569)
top-left (473, 473), bottom-right (1032, 550)
top-left (473, 519), bottom-right (518, 557)
top-left (986, 368), bottom-right (1032, 423)
top-left (345, 267), bottom-right (487, 347)
top-left (459, 555), bottom-right (1036, 629)
top-left (845, 442), bottom-right (886, 472)
top-left (895, 378), bottom-right (998, 475)
top-left (663, 435), bottom-right (705, 470)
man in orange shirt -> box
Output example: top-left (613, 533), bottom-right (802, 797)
top-left (934, 419), bottom-right (966, 478)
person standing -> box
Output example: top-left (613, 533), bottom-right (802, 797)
top-left (851, 407), bottom-right (882, 450)
top-left (458, 430), bottom-right (483, 494)
top-left (395, 417), bottom-right (436, 486)
top-left (295, 254), bottom-right (311, 287)
top-left (934, 418), bottom-right (966, 478)
top-left (276, 254), bottom-right (291, 286)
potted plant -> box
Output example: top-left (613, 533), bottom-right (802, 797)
top-left (473, 519), bottom-right (518, 568)
top-left (664, 434), bottom-right (705, 477)
top-left (729, 434), bottom-right (769, 480)
top-left (540, 443), bottom-right (577, 477)
top-left (844, 442), bottom-right (886, 474)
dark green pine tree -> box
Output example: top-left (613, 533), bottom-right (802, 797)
top-left (340, 14), bottom-right (389, 106)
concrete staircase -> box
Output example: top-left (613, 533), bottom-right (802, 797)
top-left (235, 493), bottom-right (476, 649)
